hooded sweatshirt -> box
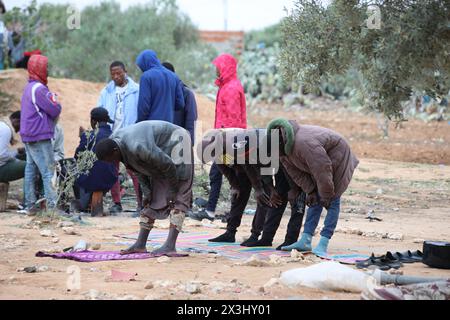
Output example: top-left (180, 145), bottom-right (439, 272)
top-left (135, 50), bottom-right (185, 123)
top-left (212, 54), bottom-right (247, 129)
top-left (20, 55), bottom-right (62, 143)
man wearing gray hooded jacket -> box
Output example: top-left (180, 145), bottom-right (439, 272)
top-left (95, 121), bottom-right (193, 256)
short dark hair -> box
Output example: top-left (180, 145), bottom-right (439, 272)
top-left (95, 139), bottom-right (119, 160)
top-left (10, 111), bottom-right (21, 120)
top-left (110, 61), bottom-right (126, 71)
top-left (162, 62), bottom-right (175, 73)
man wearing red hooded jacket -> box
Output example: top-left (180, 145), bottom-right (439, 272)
top-left (20, 55), bottom-right (62, 212)
top-left (190, 53), bottom-right (247, 221)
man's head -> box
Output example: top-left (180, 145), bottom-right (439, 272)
top-left (110, 61), bottom-right (127, 87)
top-left (90, 107), bottom-right (113, 129)
top-left (162, 62), bottom-right (175, 73)
top-left (9, 111), bottom-right (21, 133)
top-left (95, 138), bottom-right (121, 163)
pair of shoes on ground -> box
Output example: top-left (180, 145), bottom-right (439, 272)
top-left (356, 253), bottom-right (403, 271)
top-left (387, 250), bottom-right (423, 263)
top-left (356, 250), bottom-right (423, 271)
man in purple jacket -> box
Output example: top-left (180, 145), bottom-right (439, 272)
top-left (20, 54), bottom-right (62, 212)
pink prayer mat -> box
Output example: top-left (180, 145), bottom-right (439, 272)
top-left (36, 250), bottom-right (188, 262)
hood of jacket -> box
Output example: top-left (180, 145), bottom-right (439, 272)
top-left (28, 54), bottom-right (48, 85)
top-left (136, 50), bottom-right (161, 72)
top-left (213, 54), bottom-right (238, 87)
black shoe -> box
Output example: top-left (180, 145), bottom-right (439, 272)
top-left (189, 208), bottom-right (214, 222)
top-left (193, 197), bottom-right (208, 208)
top-left (209, 231), bottom-right (236, 243)
top-left (109, 203), bottom-right (123, 214)
top-left (241, 235), bottom-right (260, 247)
top-left (276, 241), bottom-right (297, 251)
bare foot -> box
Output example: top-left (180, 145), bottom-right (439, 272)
top-left (151, 245), bottom-right (176, 256)
top-left (120, 244), bottom-right (148, 255)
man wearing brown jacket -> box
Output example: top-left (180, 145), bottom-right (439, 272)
top-left (266, 118), bottom-right (359, 255)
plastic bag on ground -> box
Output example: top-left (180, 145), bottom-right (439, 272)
top-left (280, 261), bottom-right (373, 293)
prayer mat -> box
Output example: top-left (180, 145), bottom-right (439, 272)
top-left (36, 250), bottom-right (188, 262)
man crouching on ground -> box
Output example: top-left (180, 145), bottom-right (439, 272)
top-left (95, 120), bottom-right (193, 255)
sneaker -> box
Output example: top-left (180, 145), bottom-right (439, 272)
top-left (189, 208), bottom-right (214, 221)
top-left (109, 203), bottom-right (123, 214)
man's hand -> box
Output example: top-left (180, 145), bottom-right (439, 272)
top-left (143, 195), bottom-right (152, 208)
top-left (230, 187), bottom-right (240, 202)
top-left (320, 198), bottom-right (331, 210)
top-left (79, 126), bottom-right (86, 138)
top-left (167, 187), bottom-right (178, 208)
top-left (269, 189), bottom-right (283, 208)
top-left (17, 147), bottom-right (25, 155)
top-left (255, 189), bottom-right (272, 207)
top-left (306, 192), bottom-right (319, 207)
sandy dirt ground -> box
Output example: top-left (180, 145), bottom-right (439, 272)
top-left (0, 70), bottom-right (449, 300)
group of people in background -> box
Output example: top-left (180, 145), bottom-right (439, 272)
top-left (0, 44), bottom-right (359, 256)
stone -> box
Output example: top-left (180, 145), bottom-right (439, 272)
top-left (57, 221), bottom-right (74, 228)
top-left (40, 247), bottom-right (62, 254)
top-left (157, 256), bottom-right (171, 263)
top-left (87, 289), bottom-right (100, 300)
top-left (117, 295), bottom-right (139, 300)
top-left (24, 266), bottom-right (37, 273)
top-left (154, 280), bottom-right (176, 288)
top-left (376, 188), bottom-right (383, 195)
top-left (290, 250), bottom-right (305, 260)
top-left (62, 227), bottom-right (79, 235)
top-left (263, 278), bottom-right (279, 289)
top-left (269, 254), bottom-right (285, 266)
top-left (258, 286), bottom-right (265, 293)
top-left (413, 238), bottom-right (425, 244)
top-left (144, 281), bottom-right (154, 290)
top-left (89, 243), bottom-right (101, 250)
top-left (387, 232), bottom-right (404, 240)
top-left (37, 265), bottom-right (49, 272)
top-left (236, 255), bottom-right (271, 267)
top-left (40, 229), bottom-right (54, 237)
top-left (52, 238), bottom-right (60, 243)
top-left (185, 282), bottom-right (202, 294)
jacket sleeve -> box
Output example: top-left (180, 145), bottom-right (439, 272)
top-left (174, 79), bottom-right (185, 111)
top-left (53, 125), bottom-right (65, 161)
top-left (0, 124), bottom-right (17, 162)
top-left (74, 133), bottom-right (88, 158)
top-left (281, 157), bottom-right (316, 195)
top-left (136, 144), bottom-right (178, 189)
top-left (97, 88), bottom-right (106, 108)
top-left (136, 76), bottom-right (152, 123)
top-left (300, 140), bottom-right (335, 201)
top-left (184, 88), bottom-right (197, 145)
top-left (35, 86), bottom-right (62, 119)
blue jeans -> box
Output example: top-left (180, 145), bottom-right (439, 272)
top-left (303, 197), bottom-right (341, 239)
top-left (24, 140), bottom-right (57, 209)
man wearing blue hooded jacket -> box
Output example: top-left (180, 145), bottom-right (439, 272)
top-left (135, 50), bottom-right (185, 123)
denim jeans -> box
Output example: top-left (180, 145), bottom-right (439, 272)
top-left (303, 197), bottom-right (341, 239)
top-left (206, 162), bottom-right (223, 212)
top-left (24, 140), bottom-right (57, 209)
